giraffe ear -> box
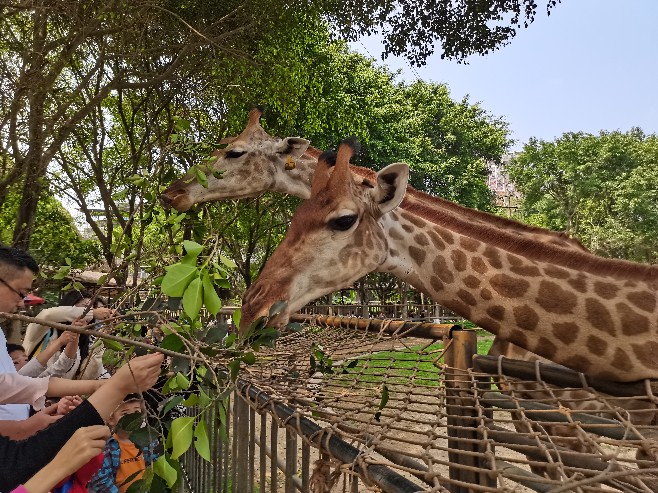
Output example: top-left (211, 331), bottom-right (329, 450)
top-left (371, 163), bottom-right (409, 216)
top-left (274, 137), bottom-right (310, 158)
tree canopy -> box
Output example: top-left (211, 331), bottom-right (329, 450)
top-left (505, 129), bottom-right (658, 263)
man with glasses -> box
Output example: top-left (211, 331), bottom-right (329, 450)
top-left (0, 246), bottom-right (62, 437)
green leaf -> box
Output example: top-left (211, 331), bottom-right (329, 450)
top-left (378, 384), bottom-right (390, 410)
top-left (242, 352), bottom-right (256, 365)
top-left (162, 395), bottom-right (185, 415)
top-left (194, 419), bottom-right (211, 461)
top-left (229, 359), bottom-right (240, 381)
top-left (182, 277), bottom-right (203, 320)
top-left (219, 254), bottom-right (237, 269)
top-left (182, 240), bottom-right (203, 258)
top-left (195, 167), bottom-right (208, 188)
top-left (130, 426), bottom-right (158, 449)
top-left (117, 412), bottom-right (144, 432)
top-left (201, 271), bottom-right (222, 316)
top-left (268, 300), bottom-right (287, 318)
top-left (232, 309), bottom-right (241, 329)
top-left (161, 264), bottom-right (198, 297)
top-left (160, 333), bottom-right (185, 352)
top-left (154, 456), bottom-right (178, 488)
top-left (170, 416), bottom-right (194, 459)
top-left (183, 394), bottom-right (199, 406)
top-left (175, 372), bottom-right (190, 390)
top-left (103, 339), bottom-right (124, 351)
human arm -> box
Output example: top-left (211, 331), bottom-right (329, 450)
top-left (0, 404), bottom-right (61, 440)
top-left (19, 425), bottom-right (110, 493)
top-left (23, 307), bottom-right (90, 355)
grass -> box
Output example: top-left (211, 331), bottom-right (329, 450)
top-left (333, 330), bottom-right (495, 387)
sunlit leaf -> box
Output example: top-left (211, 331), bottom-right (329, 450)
top-left (182, 277), bottom-right (203, 320)
top-left (194, 419), bottom-right (211, 461)
top-left (161, 264), bottom-right (198, 297)
top-left (170, 416), bottom-right (194, 459)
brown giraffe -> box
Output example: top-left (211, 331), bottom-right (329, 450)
top-left (161, 108), bottom-right (587, 253)
top-left (241, 141), bottom-right (658, 383)
top-left (161, 108), bottom-right (593, 377)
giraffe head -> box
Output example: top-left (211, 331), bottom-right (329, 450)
top-left (160, 108), bottom-right (311, 211)
top-left (240, 140), bottom-right (409, 331)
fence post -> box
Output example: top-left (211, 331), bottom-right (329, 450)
top-left (445, 328), bottom-right (495, 492)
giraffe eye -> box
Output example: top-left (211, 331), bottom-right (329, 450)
top-left (225, 150), bottom-right (246, 159)
top-left (328, 214), bottom-right (357, 231)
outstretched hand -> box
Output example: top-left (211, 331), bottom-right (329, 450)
top-left (114, 353), bottom-right (164, 394)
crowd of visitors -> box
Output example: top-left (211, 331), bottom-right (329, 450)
top-left (0, 245), bottom-right (165, 493)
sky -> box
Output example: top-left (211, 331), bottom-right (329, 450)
top-left (351, 0), bottom-right (658, 150)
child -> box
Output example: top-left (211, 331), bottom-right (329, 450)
top-left (88, 395), bottom-right (158, 493)
top-left (8, 331), bottom-right (78, 377)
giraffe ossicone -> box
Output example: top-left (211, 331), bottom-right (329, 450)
top-left (241, 140), bottom-right (658, 383)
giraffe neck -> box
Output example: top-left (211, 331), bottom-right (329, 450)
top-left (271, 148), bottom-right (585, 252)
top-left (376, 208), bottom-right (658, 382)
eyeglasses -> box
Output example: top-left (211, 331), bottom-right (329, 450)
top-left (0, 277), bottom-right (31, 300)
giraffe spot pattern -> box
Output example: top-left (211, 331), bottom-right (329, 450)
top-left (457, 289), bottom-right (478, 306)
top-left (449, 300), bottom-right (472, 319)
top-left (402, 223), bottom-right (414, 234)
top-left (483, 246), bottom-right (503, 268)
top-left (552, 322), bottom-right (579, 344)
top-left (506, 254), bottom-right (523, 266)
top-left (567, 274), bottom-right (588, 293)
top-left (401, 210), bottom-right (427, 229)
top-left (414, 233), bottom-right (429, 246)
top-left (451, 250), bottom-right (467, 272)
top-left (428, 230), bottom-right (446, 251)
top-left (593, 281), bottom-right (619, 300)
top-left (478, 316), bottom-right (501, 332)
top-left (544, 265), bottom-right (570, 279)
top-left (437, 229), bottom-right (454, 245)
top-left (509, 330), bottom-right (529, 349)
top-left (586, 335), bottom-right (608, 356)
top-left (627, 290), bottom-right (656, 313)
top-left (486, 305), bottom-right (505, 320)
top-left (513, 305), bottom-right (539, 331)
top-left (354, 230), bottom-right (364, 247)
top-left (471, 257), bottom-right (488, 275)
top-left (433, 257), bottom-right (455, 284)
top-left (561, 355), bottom-right (592, 373)
top-left (632, 341), bottom-right (658, 370)
top-left (389, 248), bottom-right (399, 257)
top-left (464, 275), bottom-right (481, 289)
top-left (584, 298), bottom-right (616, 336)
top-left (510, 265), bottom-right (542, 277)
top-left (615, 302), bottom-right (649, 336)
top-left (408, 246), bottom-right (426, 266)
top-left (389, 228), bottom-right (404, 241)
top-left (611, 348), bottom-right (632, 371)
top-left (490, 274), bottom-right (530, 298)
top-left (537, 280), bottom-right (578, 314)
top-left (535, 337), bottom-right (557, 360)
top-left (480, 288), bottom-right (492, 301)
top-left (430, 276), bottom-right (444, 292)
top-left (459, 237), bottom-right (480, 252)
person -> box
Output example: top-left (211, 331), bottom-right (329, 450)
top-left (23, 289), bottom-right (112, 380)
top-left (10, 425), bottom-right (111, 493)
top-left (8, 330), bottom-right (78, 377)
top-left (0, 245), bottom-right (165, 491)
top-left (88, 395), bottom-right (158, 493)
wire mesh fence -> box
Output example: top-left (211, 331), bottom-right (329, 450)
top-left (182, 316), bottom-right (658, 493)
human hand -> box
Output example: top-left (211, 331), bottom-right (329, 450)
top-left (93, 307), bottom-right (114, 321)
top-left (28, 403), bottom-right (63, 432)
top-left (56, 395), bottom-right (83, 415)
top-left (51, 425), bottom-right (110, 476)
top-left (113, 353), bottom-right (164, 394)
top-left (57, 330), bottom-right (80, 347)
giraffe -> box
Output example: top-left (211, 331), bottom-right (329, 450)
top-left (161, 108), bottom-right (594, 385)
top-left (160, 108), bottom-right (587, 253)
top-left (240, 140), bottom-right (658, 383)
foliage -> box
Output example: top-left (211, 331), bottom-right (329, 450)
top-left (505, 129), bottom-right (658, 262)
top-left (0, 187), bottom-right (101, 269)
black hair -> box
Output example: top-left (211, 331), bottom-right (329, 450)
top-left (0, 245), bottom-right (39, 274)
top-left (6, 343), bottom-right (24, 354)
top-left (60, 289), bottom-right (92, 307)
